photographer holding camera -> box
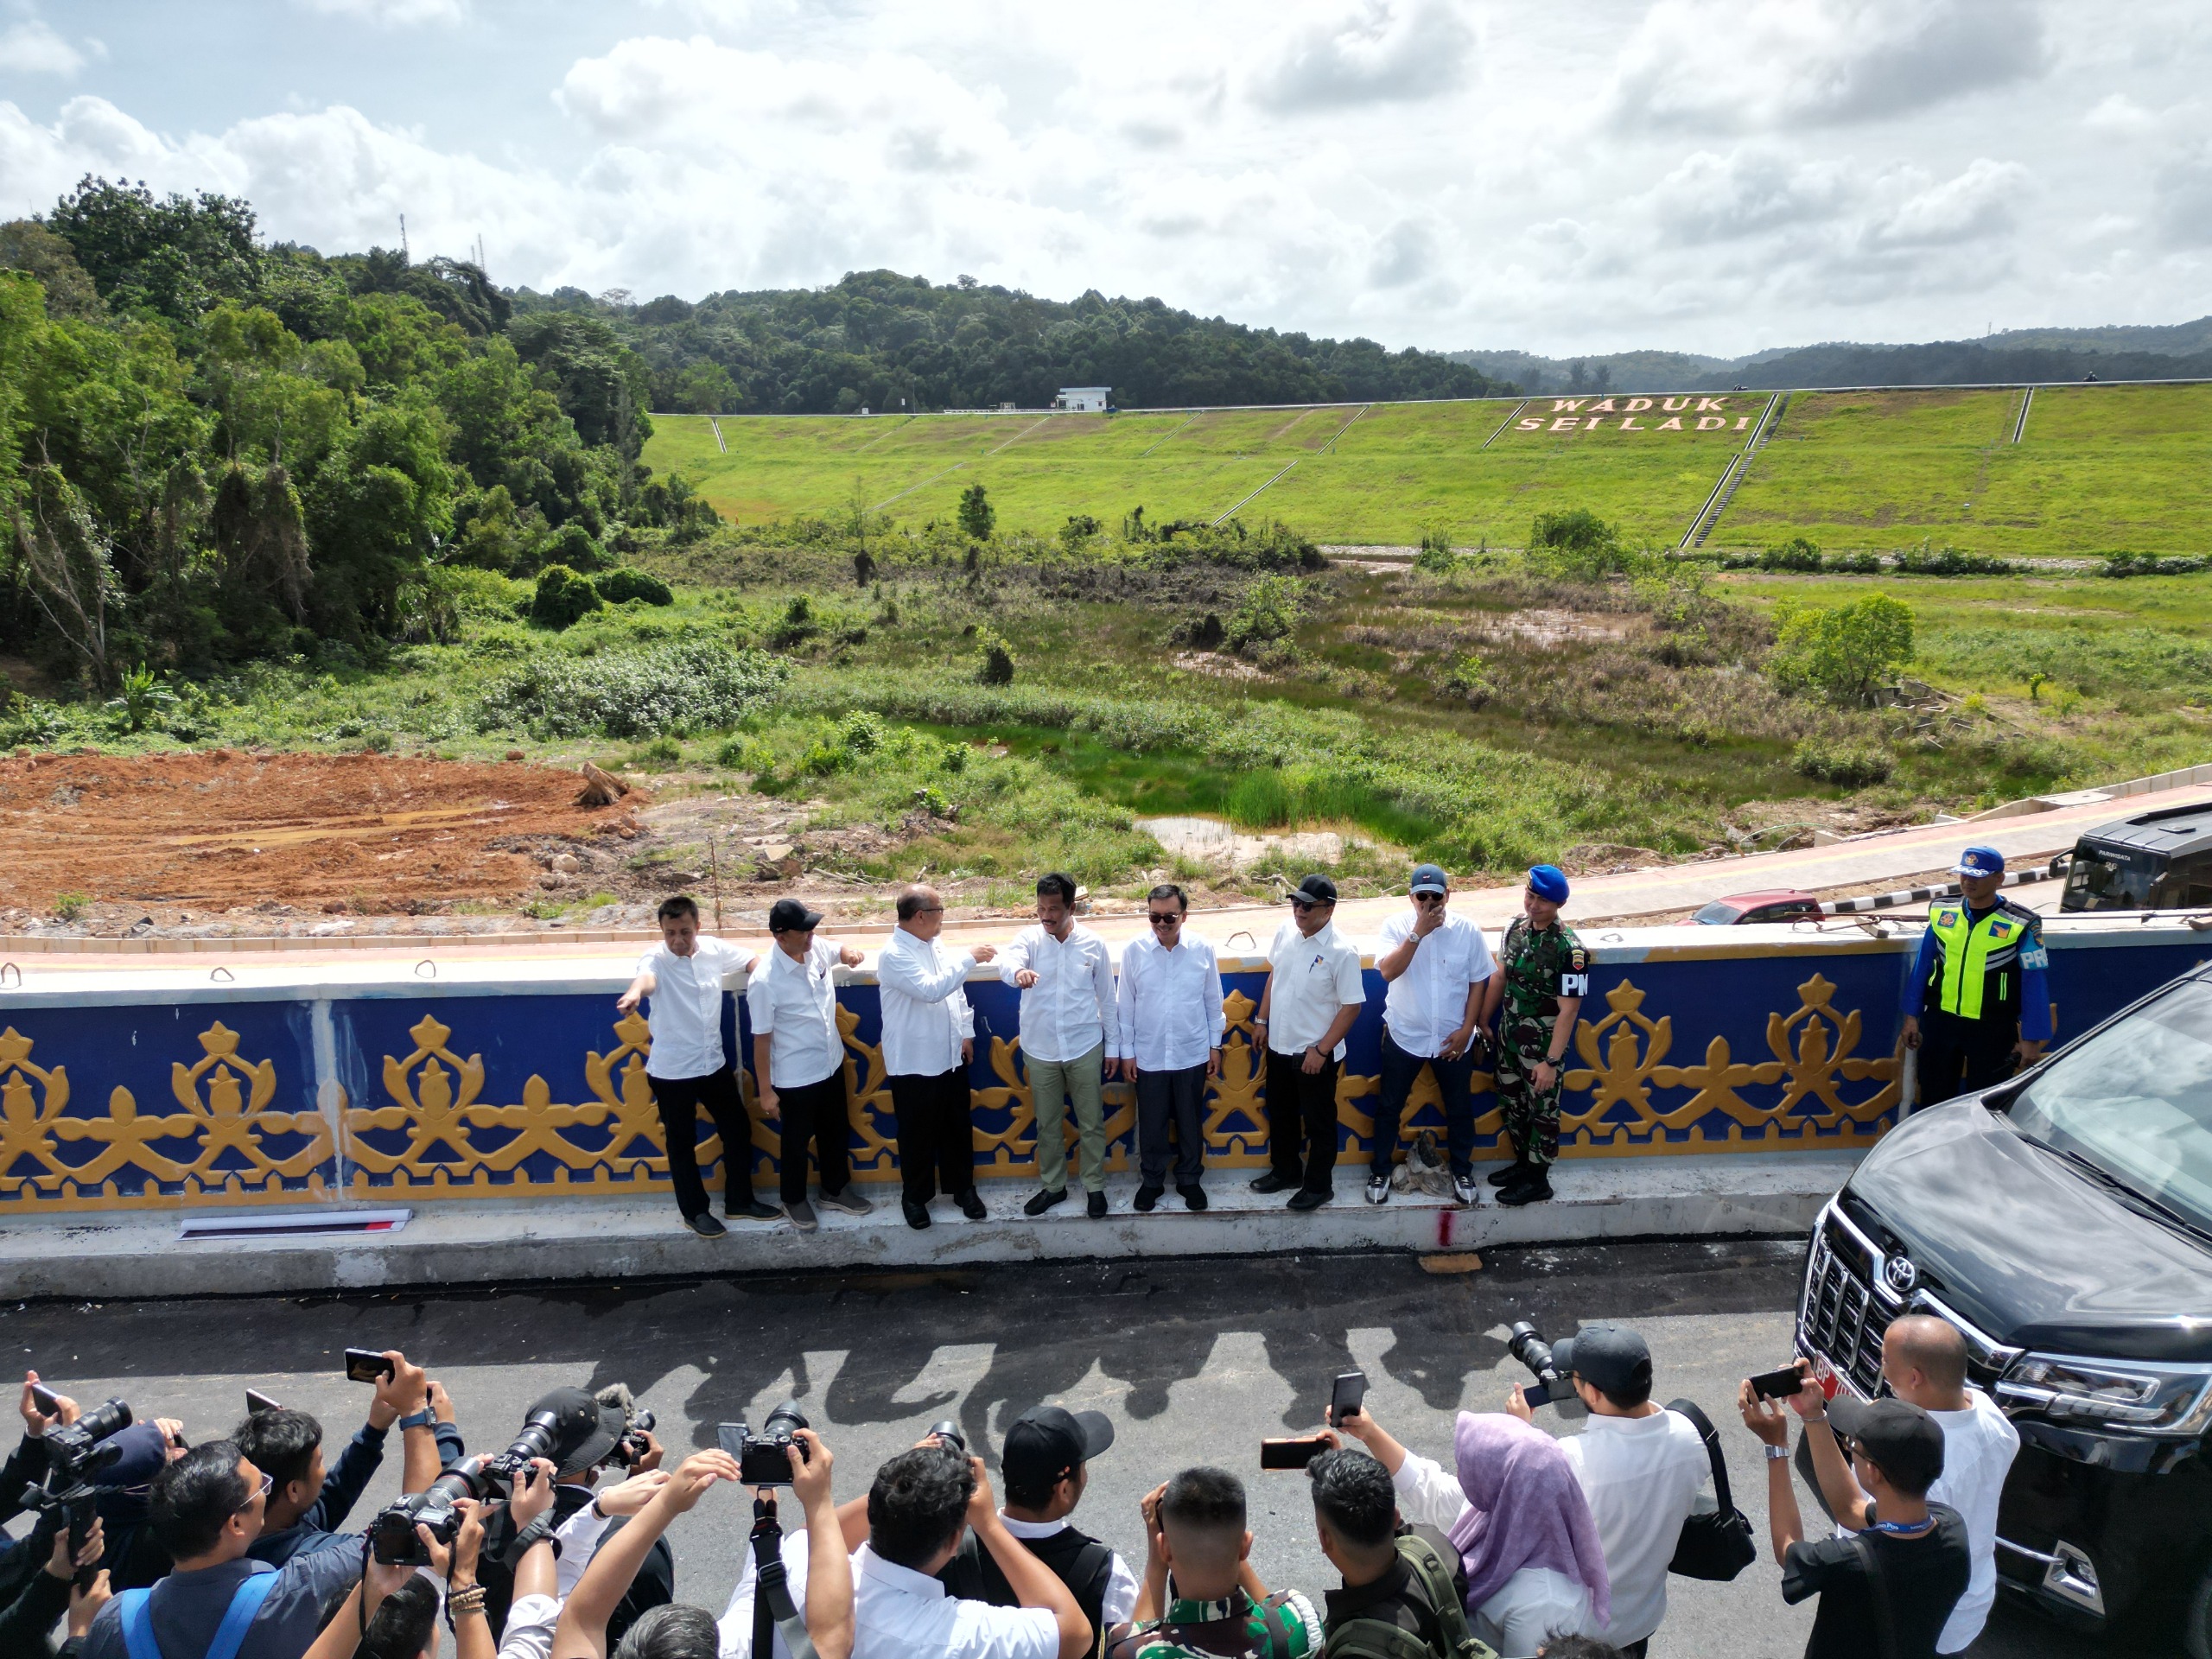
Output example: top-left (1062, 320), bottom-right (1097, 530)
top-left (79, 1439), bottom-right (365, 1659)
top-left (8, 1376), bottom-right (188, 1599)
top-left (234, 1349), bottom-right (442, 1566)
top-left (713, 1422), bottom-right (858, 1659)
top-left (1327, 1406), bottom-right (1606, 1658)
top-left (1502, 1326), bottom-right (1708, 1657)
top-left (0, 1511), bottom-right (106, 1653)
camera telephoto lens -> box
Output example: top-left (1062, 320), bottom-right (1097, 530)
top-left (929, 1420), bottom-right (968, 1456)
top-left (1507, 1321), bottom-right (1557, 1381)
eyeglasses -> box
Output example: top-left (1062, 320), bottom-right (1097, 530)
top-left (1147, 912), bottom-right (1182, 926)
top-left (235, 1471), bottom-right (273, 1514)
top-left (1290, 898), bottom-right (1327, 912)
top-left (1414, 892), bottom-right (1446, 906)
top-left (914, 905), bottom-right (945, 915)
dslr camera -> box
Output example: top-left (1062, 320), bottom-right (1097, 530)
top-left (371, 1391), bottom-right (605, 1567)
top-left (720, 1402), bottom-right (815, 1487)
top-left (1507, 1321), bottom-right (1566, 1408)
top-left (21, 1398), bottom-right (135, 1567)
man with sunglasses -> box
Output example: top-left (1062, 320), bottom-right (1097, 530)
top-left (1114, 884), bottom-right (1225, 1212)
top-left (1490, 864), bottom-right (1587, 1207)
top-left (1370, 863), bottom-right (1499, 1206)
top-left (1003, 872), bottom-right (1121, 1219)
top-left (1253, 874), bottom-right (1368, 1210)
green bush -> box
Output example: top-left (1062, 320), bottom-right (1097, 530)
top-left (1791, 737), bottom-right (1895, 787)
top-left (595, 567), bottom-right (674, 606)
top-left (2101, 553), bottom-right (2212, 578)
top-left (1059, 514), bottom-right (1102, 550)
top-left (1529, 507), bottom-right (1633, 579)
top-left (478, 640), bottom-right (790, 738)
top-left (541, 523), bottom-right (608, 573)
top-left (1226, 575), bottom-right (1302, 654)
top-left (1770, 592), bottom-right (1915, 706)
top-left (1414, 524), bottom-right (1459, 573)
top-left (1894, 546), bottom-right (2018, 577)
top-left (957, 482), bottom-right (995, 541)
top-left (531, 565), bottom-right (603, 629)
top-left (975, 628), bottom-right (1016, 684)
top-left (1762, 537), bottom-right (1823, 572)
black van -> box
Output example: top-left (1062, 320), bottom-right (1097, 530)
top-left (1796, 963), bottom-right (2212, 1649)
top-left (2062, 802), bottom-right (2212, 912)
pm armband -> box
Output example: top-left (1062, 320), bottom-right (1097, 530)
top-left (1559, 973), bottom-right (1590, 997)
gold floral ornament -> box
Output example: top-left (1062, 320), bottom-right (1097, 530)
top-left (0, 1027), bottom-right (77, 1190)
top-left (969, 1031), bottom-right (1138, 1179)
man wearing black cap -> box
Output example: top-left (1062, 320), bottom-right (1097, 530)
top-left (1253, 874), bottom-right (1368, 1211)
top-left (1508, 1325), bottom-right (1709, 1656)
top-left (745, 896), bottom-right (870, 1233)
top-left (1738, 1384), bottom-right (1968, 1659)
top-left (1371, 862), bottom-right (1498, 1208)
top-left (940, 1405), bottom-right (1137, 1646)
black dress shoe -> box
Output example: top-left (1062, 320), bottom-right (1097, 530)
top-left (727, 1200), bottom-right (780, 1221)
top-left (1087, 1191), bottom-right (1108, 1219)
top-left (1497, 1170), bottom-right (1554, 1206)
top-left (1487, 1160), bottom-right (1529, 1188)
top-left (685, 1212), bottom-right (728, 1238)
top-left (1287, 1188), bottom-right (1333, 1211)
top-left (1133, 1185), bottom-right (1163, 1212)
top-left (1024, 1186), bottom-right (1069, 1217)
top-left (1249, 1172), bottom-right (1294, 1194)
top-left (903, 1198), bottom-right (931, 1230)
top-left (956, 1189), bottom-right (988, 1220)
top-left (1178, 1184), bottom-right (1208, 1211)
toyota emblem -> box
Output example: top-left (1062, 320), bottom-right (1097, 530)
top-left (1883, 1255), bottom-right (1919, 1295)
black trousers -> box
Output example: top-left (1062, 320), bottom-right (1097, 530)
top-left (1916, 1008), bottom-right (2019, 1106)
top-left (1135, 1064), bottom-right (1207, 1186)
top-left (1266, 1048), bottom-right (1341, 1194)
top-left (773, 1071), bottom-right (853, 1205)
top-left (649, 1068), bottom-right (755, 1218)
top-left (889, 1068), bottom-right (976, 1203)
top-left (1374, 1027), bottom-right (1482, 1178)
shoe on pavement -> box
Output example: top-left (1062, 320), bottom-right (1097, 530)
top-left (956, 1189), bottom-right (988, 1221)
top-left (1497, 1171), bottom-right (1554, 1207)
top-left (1452, 1174), bottom-right (1480, 1206)
top-left (1024, 1186), bottom-right (1070, 1217)
top-left (1487, 1160), bottom-right (1529, 1188)
top-left (1087, 1191), bottom-right (1108, 1219)
top-left (685, 1212), bottom-right (728, 1239)
top-left (819, 1186), bottom-right (871, 1217)
top-left (1249, 1172), bottom-right (1294, 1194)
top-left (727, 1200), bottom-right (779, 1222)
top-left (902, 1199), bottom-right (931, 1230)
top-left (1364, 1175), bottom-right (1389, 1205)
top-left (784, 1199), bottom-right (817, 1232)
top-left (1134, 1185), bottom-right (1163, 1213)
top-left (1287, 1188), bottom-right (1333, 1211)
top-left (1178, 1184), bottom-right (1208, 1211)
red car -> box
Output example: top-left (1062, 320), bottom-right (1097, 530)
top-left (1688, 889), bottom-right (1824, 925)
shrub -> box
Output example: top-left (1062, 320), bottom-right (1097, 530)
top-left (1529, 507), bottom-right (1632, 579)
top-left (1177, 612), bottom-right (1226, 650)
top-left (837, 709), bottom-right (883, 753)
top-left (1894, 545), bottom-right (2018, 577)
top-left (1226, 575), bottom-right (1302, 655)
top-left (975, 628), bottom-right (1016, 685)
top-left (1059, 514), bottom-right (1101, 549)
top-left (1, 692), bottom-right (67, 747)
top-left (769, 594), bottom-right (819, 648)
top-left (478, 641), bottom-right (790, 738)
top-left (1762, 537), bottom-right (1823, 572)
top-left (1414, 524), bottom-right (1459, 573)
top-left (1791, 737), bottom-right (1894, 787)
top-left (531, 565), bottom-right (603, 629)
top-left (2101, 552), bottom-right (2212, 578)
top-left (957, 482), bottom-right (995, 541)
top-left (106, 664), bottom-right (180, 733)
top-left (595, 568), bottom-right (674, 606)
top-left (1770, 592), bottom-right (1915, 706)
top-left (1439, 652), bottom-right (1493, 706)
top-left (541, 523), bottom-right (608, 573)
top-left (54, 892), bottom-right (88, 922)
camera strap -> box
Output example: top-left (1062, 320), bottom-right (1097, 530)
top-left (749, 1497), bottom-right (817, 1659)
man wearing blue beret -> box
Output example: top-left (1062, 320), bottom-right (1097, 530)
top-left (1490, 864), bottom-right (1586, 1205)
top-left (1900, 845), bottom-right (2053, 1105)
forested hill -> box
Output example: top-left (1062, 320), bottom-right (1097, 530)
top-left (515, 270), bottom-right (1510, 415)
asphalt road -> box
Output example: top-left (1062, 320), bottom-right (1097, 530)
top-left (1, 1243), bottom-right (2143, 1658)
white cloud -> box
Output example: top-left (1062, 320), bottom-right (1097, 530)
top-left (2082, 92), bottom-right (2158, 135)
top-left (0, 20), bottom-right (89, 77)
top-left (1646, 149), bottom-right (1858, 245)
top-left (1861, 158), bottom-right (2030, 249)
top-left (1249, 0), bottom-right (1475, 111)
top-left (2152, 149), bottom-right (2212, 247)
top-left (297, 0), bottom-right (467, 27)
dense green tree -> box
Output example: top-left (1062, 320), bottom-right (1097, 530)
top-left (304, 399), bottom-right (456, 642)
top-left (0, 222), bottom-right (105, 320)
top-left (46, 177), bottom-right (264, 323)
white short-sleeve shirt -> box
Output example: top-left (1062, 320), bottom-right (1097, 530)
top-left (637, 936), bottom-right (752, 1080)
top-left (1378, 910), bottom-right (1497, 1058)
top-left (1264, 919), bottom-right (1366, 1058)
top-left (1928, 1390), bottom-right (2020, 1654)
top-left (743, 938), bottom-right (846, 1090)
top-left (850, 1542), bottom-right (1058, 1659)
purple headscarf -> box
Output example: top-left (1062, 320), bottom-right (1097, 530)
top-left (1445, 1412), bottom-right (1610, 1630)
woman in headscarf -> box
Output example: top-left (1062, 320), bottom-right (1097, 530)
top-left (1328, 1406), bottom-right (1607, 1658)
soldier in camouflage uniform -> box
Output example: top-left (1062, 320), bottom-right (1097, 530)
top-left (1489, 863), bottom-right (1588, 1207)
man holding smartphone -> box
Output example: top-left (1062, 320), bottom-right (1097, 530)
top-left (235, 1348), bottom-right (440, 1565)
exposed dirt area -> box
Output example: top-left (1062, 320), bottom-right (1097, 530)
top-left (0, 751), bottom-right (630, 927)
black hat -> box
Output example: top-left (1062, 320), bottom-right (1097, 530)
top-left (767, 898), bottom-right (824, 934)
top-left (525, 1385), bottom-right (629, 1480)
top-left (1293, 874), bottom-right (1338, 906)
top-left (1826, 1395), bottom-right (1946, 1494)
top-left (1001, 1404), bottom-right (1115, 1497)
top-left (1551, 1325), bottom-right (1653, 1398)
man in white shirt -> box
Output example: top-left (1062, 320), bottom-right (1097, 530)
top-left (1252, 874), bottom-right (1367, 1211)
top-left (1370, 863), bottom-right (1500, 1208)
top-left (1001, 872), bottom-right (1120, 1221)
top-left (879, 884), bottom-right (999, 1230)
top-left (1113, 884), bottom-right (1224, 1212)
top-left (1795, 1314), bottom-right (2019, 1655)
top-left (618, 895), bottom-right (779, 1237)
top-left (1507, 1324), bottom-right (1711, 1656)
top-left (744, 897), bottom-right (870, 1233)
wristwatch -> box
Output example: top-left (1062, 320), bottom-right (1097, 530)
top-left (398, 1408), bottom-right (435, 1431)
top-left (1764, 1443), bottom-right (1791, 1460)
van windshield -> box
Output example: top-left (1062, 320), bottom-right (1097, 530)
top-left (2011, 976), bottom-right (2212, 1235)
top-left (2063, 850), bottom-right (2158, 911)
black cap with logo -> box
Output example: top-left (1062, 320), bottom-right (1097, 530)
top-left (1001, 1404), bottom-right (1115, 1498)
top-left (1550, 1325), bottom-right (1654, 1398)
top-left (767, 898), bottom-right (825, 934)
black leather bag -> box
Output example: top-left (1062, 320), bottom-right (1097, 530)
top-left (1666, 1397), bottom-right (1759, 1581)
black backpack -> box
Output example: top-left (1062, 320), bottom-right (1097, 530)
top-left (1322, 1531), bottom-right (1498, 1659)
top-left (1665, 1398), bottom-right (1758, 1581)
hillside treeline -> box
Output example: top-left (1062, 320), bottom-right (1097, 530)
top-left (0, 178), bottom-right (696, 685)
top-left (524, 269), bottom-right (1510, 415)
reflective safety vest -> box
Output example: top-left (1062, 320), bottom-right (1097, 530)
top-left (1928, 902), bottom-right (2031, 1022)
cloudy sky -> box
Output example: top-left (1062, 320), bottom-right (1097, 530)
top-left (4, 0), bottom-right (2209, 357)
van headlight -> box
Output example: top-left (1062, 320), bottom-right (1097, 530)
top-left (1997, 1354), bottom-right (2212, 1433)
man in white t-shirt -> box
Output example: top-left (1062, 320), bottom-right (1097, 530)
top-left (1796, 1314), bottom-right (2019, 1654)
top-left (745, 897), bottom-right (870, 1233)
top-left (1252, 874), bottom-right (1367, 1211)
top-left (618, 895), bottom-right (779, 1237)
top-left (1370, 862), bottom-right (1499, 1208)
top-left (1507, 1323), bottom-right (1711, 1657)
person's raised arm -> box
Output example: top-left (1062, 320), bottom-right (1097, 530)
top-left (616, 969), bottom-right (656, 1016)
top-left (1327, 1404), bottom-right (1408, 1475)
top-left (1788, 1369), bottom-right (1872, 1530)
top-left (789, 1429), bottom-right (853, 1659)
top-left (1738, 1380), bottom-right (1802, 1566)
top-left (1001, 931), bottom-right (1034, 988)
top-left (367, 1351), bottom-right (437, 1494)
top-left (552, 1451), bottom-right (739, 1659)
top-left (968, 1454), bottom-right (1088, 1659)
top-left (1131, 1483), bottom-right (1168, 1624)
top-left (302, 1554), bottom-right (415, 1659)
top-left (1376, 918), bottom-right (1420, 982)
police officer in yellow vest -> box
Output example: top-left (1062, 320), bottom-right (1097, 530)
top-left (1899, 844), bottom-right (2054, 1103)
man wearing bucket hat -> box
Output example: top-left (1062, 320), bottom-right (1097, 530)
top-left (1489, 865), bottom-right (1588, 1207)
top-left (1899, 845), bottom-right (2053, 1105)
